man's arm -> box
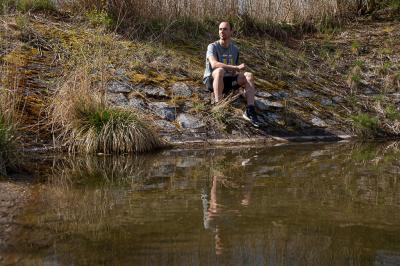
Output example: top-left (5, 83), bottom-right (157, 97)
top-left (208, 55), bottom-right (246, 72)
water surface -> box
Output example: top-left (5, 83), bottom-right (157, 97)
top-left (1, 142), bottom-right (400, 265)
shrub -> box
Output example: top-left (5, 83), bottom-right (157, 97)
top-left (351, 113), bottom-right (379, 138)
top-left (50, 67), bottom-right (164, 154)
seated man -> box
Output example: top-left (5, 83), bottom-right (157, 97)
top-left (203, 21), bottom-right (261, 128)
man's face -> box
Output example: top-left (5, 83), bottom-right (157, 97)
top-left (219, 22), bottom-right (232, 41)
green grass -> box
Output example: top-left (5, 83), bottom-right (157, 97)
top-left (1, 0), bottom-right (55, 13)
top-left (351, 113), bottom-right (379, 138)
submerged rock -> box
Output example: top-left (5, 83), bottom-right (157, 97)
top-left (107, 81), bottom-right (133, 93)
top-left (171, 82), bottom-right (192, 97)
top-left (149, 102), bottom-right (176, 121)
top-left (176, 113), bottom-right (205, 129)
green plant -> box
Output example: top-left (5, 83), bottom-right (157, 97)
top-left (50, 66), bottom-right (163, 154)
top-left (351, 113), bottom-right (379, 138)
top-left (86, 9), bottom-right (115, 28)
top-left (385, 104), bottom-right (400, 121)
top-left (16, 0), bottom-right (55, 12)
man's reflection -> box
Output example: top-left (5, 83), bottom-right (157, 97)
top-left (202, 164), bottom-right (255, 256)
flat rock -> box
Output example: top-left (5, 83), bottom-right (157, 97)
top-left (295, 89), bottom-right (314, 98)
top-left (149, 102), bottom-right (176, 121)
top-left (333, 96), bottom-right (344, 103)
top-left (272, 91), bottom-right (289, 99)
top-left (255, 91), bottom-right (272, 98)
top-left (107, 81), bottom-right (133, 93)
top-left (127, 98), bottom-right (146, 110)
top-left (153, 119), bottom-right (177, 132)
top-left (255, 98), bottom-right (284, 111)
top-left (107, 93), bottom-right (128, 106)
top-left (262, 112), bottom-right (284, 124)
top-left (321, 98), bottom-right (334, 106)
top-left (171, 82), bottom-right (192, 97)
top-left (176, 113), bottom-right (205, 129)
top-left (311, 117), bottom-right (328, 127)
top-left (140, 85), bottom-right (168, 98)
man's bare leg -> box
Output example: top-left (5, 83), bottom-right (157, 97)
top-left (238, 72), bottom-right (255, 105)
top-left (212, 68), bottom-right (225, 103)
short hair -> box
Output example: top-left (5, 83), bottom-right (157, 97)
top-left (219, 21), bottom-right (233, 30)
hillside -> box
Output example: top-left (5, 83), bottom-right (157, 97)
top-left (1, 8), bottom-right (400, 151)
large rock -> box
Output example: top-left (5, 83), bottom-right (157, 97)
top-left (107, 93), bottom-right (128, 106)
top-left (255, 91), bottom-right (272, 98)
top-left (149, 102), bottom-right (176, 121)
top-left (176, 113), bottom-right (205, 129)
top-left (153, 119), bottom-right (177, 132)
top-left (140, 85), bottom-right (168, 98)
top-left (107, 81), bottom-right (133, 93)
top-left (127, 98), bottom-right (146, 110)
top-left (171, 82), bottom-right (192, 97)
top-left (320, 98), bottom-right (334, 106)
top-left (311, 117), bottom-right (328, 127)
top-left (295, 89), bottom-right (314, 98)
top-left (272, 90), bottom-right (289, 100)
top-left (255, 97), bottom-right (284, 111)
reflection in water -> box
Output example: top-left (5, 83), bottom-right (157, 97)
top-left (1, 142), bottom-right (400, 265)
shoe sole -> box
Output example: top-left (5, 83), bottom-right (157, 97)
top-left (242, 113), bottom-right (260, 128)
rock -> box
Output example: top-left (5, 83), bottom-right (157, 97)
top-left (171, 82), bottom-right (192, 97)
top-left (272, 91), bottom-right (289, 99)
top-left (127, 98), bottom-right (146, 110)
top-left (255, 97), bottom-right (284, 111)
top-left (107, 81), bottom-right (133, 93)
top-left (107, 93), bottom-right (128, 106)
top-left (153, 119), bottom-right (177, 132)
top-left (255, 91), bottom-right (272, 98)
top-left (149, 102), bottom-right (176, 121)
top-left (295, 89), bottom-right (314, 98)
top-left (262, 112), bottom-right (284, 125)
top-left (140, 85), bottom-right (168, 98)
top-left (332, 96), bottom-right (344, 103)
top-left (176, 113), bottom-right (205, 129)
top-left (311, 117), bottom-right (328, 127)
top-left (321, 98), bottom-right (333, 106)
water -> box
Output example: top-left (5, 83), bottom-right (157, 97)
top-left (1, 142), bottom-right (400, 265)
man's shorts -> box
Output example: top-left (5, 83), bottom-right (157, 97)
top-left (205, 75), bottom-right (240, 94)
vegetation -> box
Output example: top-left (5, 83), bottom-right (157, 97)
top-left (50, 66), bottom-right (163, 154)
top-left (351, 113), bottom-right (379, 138)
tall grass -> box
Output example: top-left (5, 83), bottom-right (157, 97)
top-left (0, 83), bottom-right (20, 175)
top-left (50, 65), bottom-right (163, 154)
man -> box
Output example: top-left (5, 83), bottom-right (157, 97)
top-left (203, 21), bottom-right (261, 128)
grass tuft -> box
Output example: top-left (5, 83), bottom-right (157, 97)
top-left (351, 113), bottom-right (379, 138)
top-left (50, 66), bottom-right (164, 154)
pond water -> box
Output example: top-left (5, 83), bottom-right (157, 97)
top-left (1, 142), bottom-right (400, 265)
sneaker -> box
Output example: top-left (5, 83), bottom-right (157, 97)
top-left (243, 105), bottom-right (262, 128)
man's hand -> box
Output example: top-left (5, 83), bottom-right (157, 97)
top-left (237, 63), bottom-right (246, 71)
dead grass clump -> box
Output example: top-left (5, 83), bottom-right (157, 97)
top-left (50, 68), bottom-right (163, 154)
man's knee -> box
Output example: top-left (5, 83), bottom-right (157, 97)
top-left (244, 72), bottom-right (254, 82)
top-left (212, 68), bottom-right (225, 78)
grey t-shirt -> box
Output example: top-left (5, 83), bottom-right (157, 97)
top-left (203, 41), bottom-right (240, 83)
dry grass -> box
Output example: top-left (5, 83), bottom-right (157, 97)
top-left (50, 64), bottom-right (164, 154)
top-left (0, 65), bottom-right (21, 174)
